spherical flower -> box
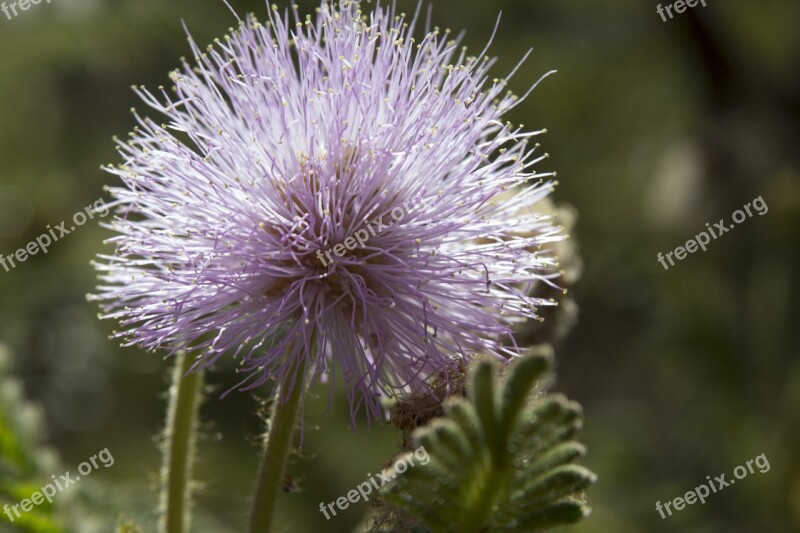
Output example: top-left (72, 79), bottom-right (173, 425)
top-left (92, 1), bottom-right (567, 422)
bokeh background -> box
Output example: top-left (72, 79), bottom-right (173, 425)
top-left (1, 0), bottom-right (798, 531)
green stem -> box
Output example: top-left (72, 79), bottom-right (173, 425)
top-left (248, 358), bottom-right (308, 533)
top-left (160, 353), bottom-right (204, 533)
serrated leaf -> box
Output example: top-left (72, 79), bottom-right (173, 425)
top-left (381, 350), bottom-right (595, 533)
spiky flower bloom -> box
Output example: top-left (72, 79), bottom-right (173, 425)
top-left (93, 1), bottom-right (566, 422)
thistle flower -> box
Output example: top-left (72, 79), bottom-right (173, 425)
top-left (93, 1), bottom-right (566, 422)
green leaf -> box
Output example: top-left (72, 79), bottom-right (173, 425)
top-left (0, 349), bottom-right (66, 533)
top-left (380, 350), bottom-right (596, 533)
top-left (116, 517), bottom-right (144, 533)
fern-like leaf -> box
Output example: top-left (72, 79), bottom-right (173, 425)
top-left (0, 348), bottom-right (64, 533)
top-left (380, 350), bottom-right (596, 533)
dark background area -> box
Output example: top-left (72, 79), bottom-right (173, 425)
top-left (1, 0), bottom-right (798, 531)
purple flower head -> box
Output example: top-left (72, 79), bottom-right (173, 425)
top-left (93, 1), bottom-right (566, 423)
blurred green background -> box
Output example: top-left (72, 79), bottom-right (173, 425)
top-left (1, 0), bottom-right (798, 531)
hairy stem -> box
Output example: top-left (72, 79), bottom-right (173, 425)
top-left (160, 353), bottom-right (204, 533)
top-left (248, 357), bottom-right (308, 533)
